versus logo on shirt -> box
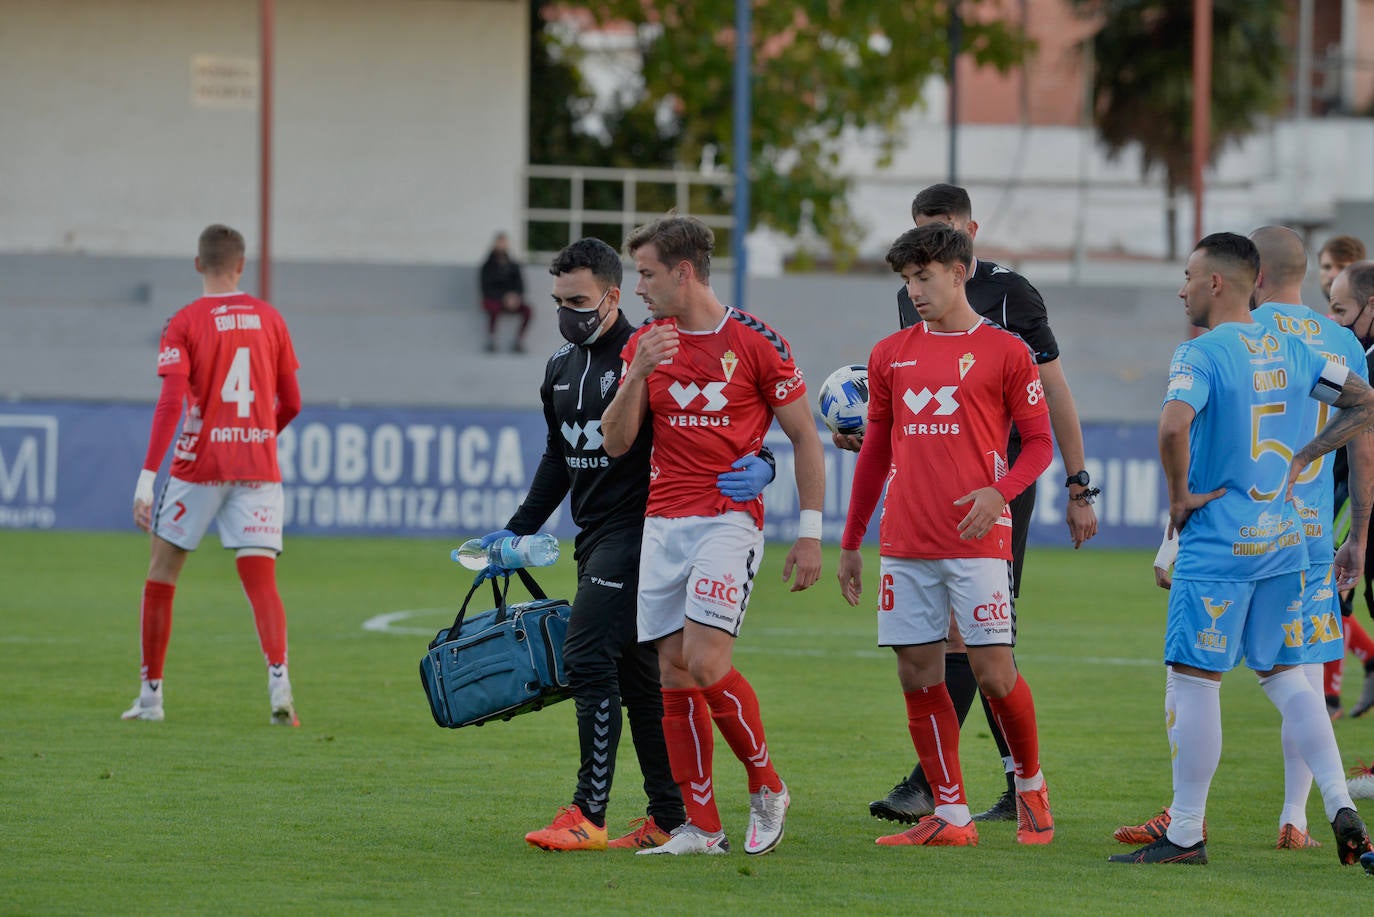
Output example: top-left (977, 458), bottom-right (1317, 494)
top-left (668, 381), bottom-right (728, 411)
top-left (560, 420), bottom-right (604, 450)
top-left (902, 386), bottom-right (959, 416)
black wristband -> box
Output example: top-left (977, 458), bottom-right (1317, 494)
top-left (1070, 486), bottom-right (1101, 505)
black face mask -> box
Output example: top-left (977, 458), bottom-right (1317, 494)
top-left (557, 290), bottom-right (611, 346)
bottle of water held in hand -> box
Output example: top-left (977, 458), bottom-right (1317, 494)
top-left (453, 533), bottom-right (560, 571)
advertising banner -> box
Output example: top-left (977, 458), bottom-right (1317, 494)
top-left (1, 401), bottom-right (1167, 548)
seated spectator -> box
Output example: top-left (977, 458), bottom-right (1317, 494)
top-left (480, 232), bottom-right (533, 353)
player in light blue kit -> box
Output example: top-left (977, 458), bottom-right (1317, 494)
top-left (1250, 226), bottom-right (1374, 847)
top-left (1110, 232), bottom-right (1374, 868)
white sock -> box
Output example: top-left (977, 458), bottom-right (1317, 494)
top-left (1014, 769), bottom-right (1044, 793)
top-left (1260, 666), bottom-right (1355, 821)
top-left (934, 803), bottom-right (972, 827)
top-left (1166, 671), bottom-right (1221, 847)
top-left (140, 679), bottom-right (163, 704)
top-left (1164, 666), bottom-right (1179, 789)
top-left (268, 664), bottom-right (292, 702)
top-left (1276, 665), bottom-right (1323, 830)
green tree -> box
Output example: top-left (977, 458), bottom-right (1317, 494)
top-left (533, 1), bottom-right (1028, 263)
top-left (1071, 1), bottom-right (1288, 257)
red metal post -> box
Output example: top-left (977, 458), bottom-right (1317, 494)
top-left (259, 0), bottom-right (274, 301)
top-left (1191, 0), bottom-right (1211, 246)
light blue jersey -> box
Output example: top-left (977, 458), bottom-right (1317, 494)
top-left (1165, 321), bottom-right (1348, 581)
top-left (1252, 302), bottom-right (1369, 563)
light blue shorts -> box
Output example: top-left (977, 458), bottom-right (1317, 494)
top-left (1164, 572), bottom-right (1303, 673)
top-left (1268, 563), bottom-right (1344, 667)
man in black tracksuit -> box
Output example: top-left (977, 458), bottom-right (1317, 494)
top-left (493, 238), bottom-right (775, 850)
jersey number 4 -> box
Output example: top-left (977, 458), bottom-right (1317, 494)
top-left (221, 347), bottom-right (256, 418)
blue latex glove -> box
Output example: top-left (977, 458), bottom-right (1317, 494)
top-left (473, 563), bottom-right (507, 585)
top-left (479, 528), bottom-right (517, 549)
top-left (716, 455), bottom-right (775, 502)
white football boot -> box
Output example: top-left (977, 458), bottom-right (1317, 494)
top-left (635, 822), bottom-right (730, 855)
top-left (744, 781), bottom-right (790, 855)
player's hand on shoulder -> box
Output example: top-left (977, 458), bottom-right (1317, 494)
top-left (831, 430), bottom-right (863, 453)
top-left (782, 537), bottom-right (822, 592)
top-left (837, 548), bottom-right (863, 607)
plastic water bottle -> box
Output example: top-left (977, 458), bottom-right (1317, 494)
top-left (453, 533), bottom-right (560, 571)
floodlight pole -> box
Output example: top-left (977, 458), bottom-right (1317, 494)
top-left (259, 0), bottom-right (275, 301)
top-left (732, 0), bottom-right (751, 311)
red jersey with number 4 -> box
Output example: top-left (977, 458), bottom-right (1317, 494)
top-left (866, 319), bottom-right (1047, 559)
top-left (157, 292), bottom-right (299, 483)
top-left (621, 308), bottom-right (805, 528)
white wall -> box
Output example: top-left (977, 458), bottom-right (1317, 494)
top-left (0, 0), bottom-right (527, 263)
top-left (832, 112), bottom-right (1374, 265)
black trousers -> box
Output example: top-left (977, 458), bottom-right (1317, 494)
top-left (565, 526), bottom-right (683, 828)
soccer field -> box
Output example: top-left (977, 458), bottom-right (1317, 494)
top-left (3, 531), bottom-right (1372, 913)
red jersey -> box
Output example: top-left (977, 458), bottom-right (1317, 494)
top-left (157, 292), bottom-right (299, 483)
top-left (621, 308), bottom-right (805, 528)
top-left (865, 319), bottom-right (1048, 559)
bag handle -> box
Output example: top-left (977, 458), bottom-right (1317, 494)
top-left (444, 567), bottom-right (548, 636)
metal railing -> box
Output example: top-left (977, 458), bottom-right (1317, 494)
top-left (523, 164), bottom-right (735, 265)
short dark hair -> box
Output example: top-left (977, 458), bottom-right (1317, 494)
top-left (549, 237), bottom-right (622, 288)
top-left (624, 215), bottom-right (713, 280)
top-left (198, 224), bottom-right (245, 273)
top-left (885, 224), bottom-right (974, 273)
top-left (1321, 234), bottom-right (1366, 264)
top-left (1195, 232), bottom-right (1260, 285)
top-left (1345, 260), bottom-right (1374, 310)
top-left (911, 183), bottom-right (973, 223)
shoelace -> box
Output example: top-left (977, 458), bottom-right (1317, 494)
top-left (1348, 759), bottom-right (1374, 778)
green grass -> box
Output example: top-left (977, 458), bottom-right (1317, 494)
top-left (2, 531), bottom-right (1372, 914)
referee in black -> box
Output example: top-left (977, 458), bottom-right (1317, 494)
top-left (488, 238), bottom-right (776, 850)
top-left (843, 184), bottom-right (1098, 824)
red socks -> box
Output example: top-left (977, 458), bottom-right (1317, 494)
top-left (661, 687), bottom-right (720, 832)
top-left (703, 668), bottom-right (781, 794)
top-left (986, 673), bottom-right (1041, 778)
top-left (236, 555), bottom-right (288, 666)
top-left (140, 580), bottom-right (176, 681)
top-left (904, 684), bottom-right (965, 806)
top-left (1347, 615), bottom-right (1374, 665)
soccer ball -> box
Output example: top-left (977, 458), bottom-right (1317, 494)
top-left (817, 364), bottom-right (869, 435)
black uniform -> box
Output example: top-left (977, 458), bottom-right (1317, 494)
top-left (505, 312), bottom-right (682, 830)
top-left (898, 258), bottom-right (1060, 595)
top-left (886, 259), bottom-right (1062, 820)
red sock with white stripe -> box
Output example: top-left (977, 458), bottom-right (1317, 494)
top-left (661, 687), bottom-right (721, 832)
top-left (236, 555), bottom-right (288, 667)
top-left (986, 673), bottom-right (1044, 790)
top-left (703, 668), bottom-right (781, 794)
top-left (904, 684), bottom-right (968, 824)
top-left (140, 579), bottom-right (176, 683)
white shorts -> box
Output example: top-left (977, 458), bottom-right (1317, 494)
top-left (153, 477), bottom-right (285, 553)
top-left (637, 512), bottom-right (763, 642)
top-left (877, 556), bottom-right (1016, 647)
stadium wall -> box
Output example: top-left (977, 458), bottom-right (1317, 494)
top-left (0, 0), bottom-right (527, 263)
